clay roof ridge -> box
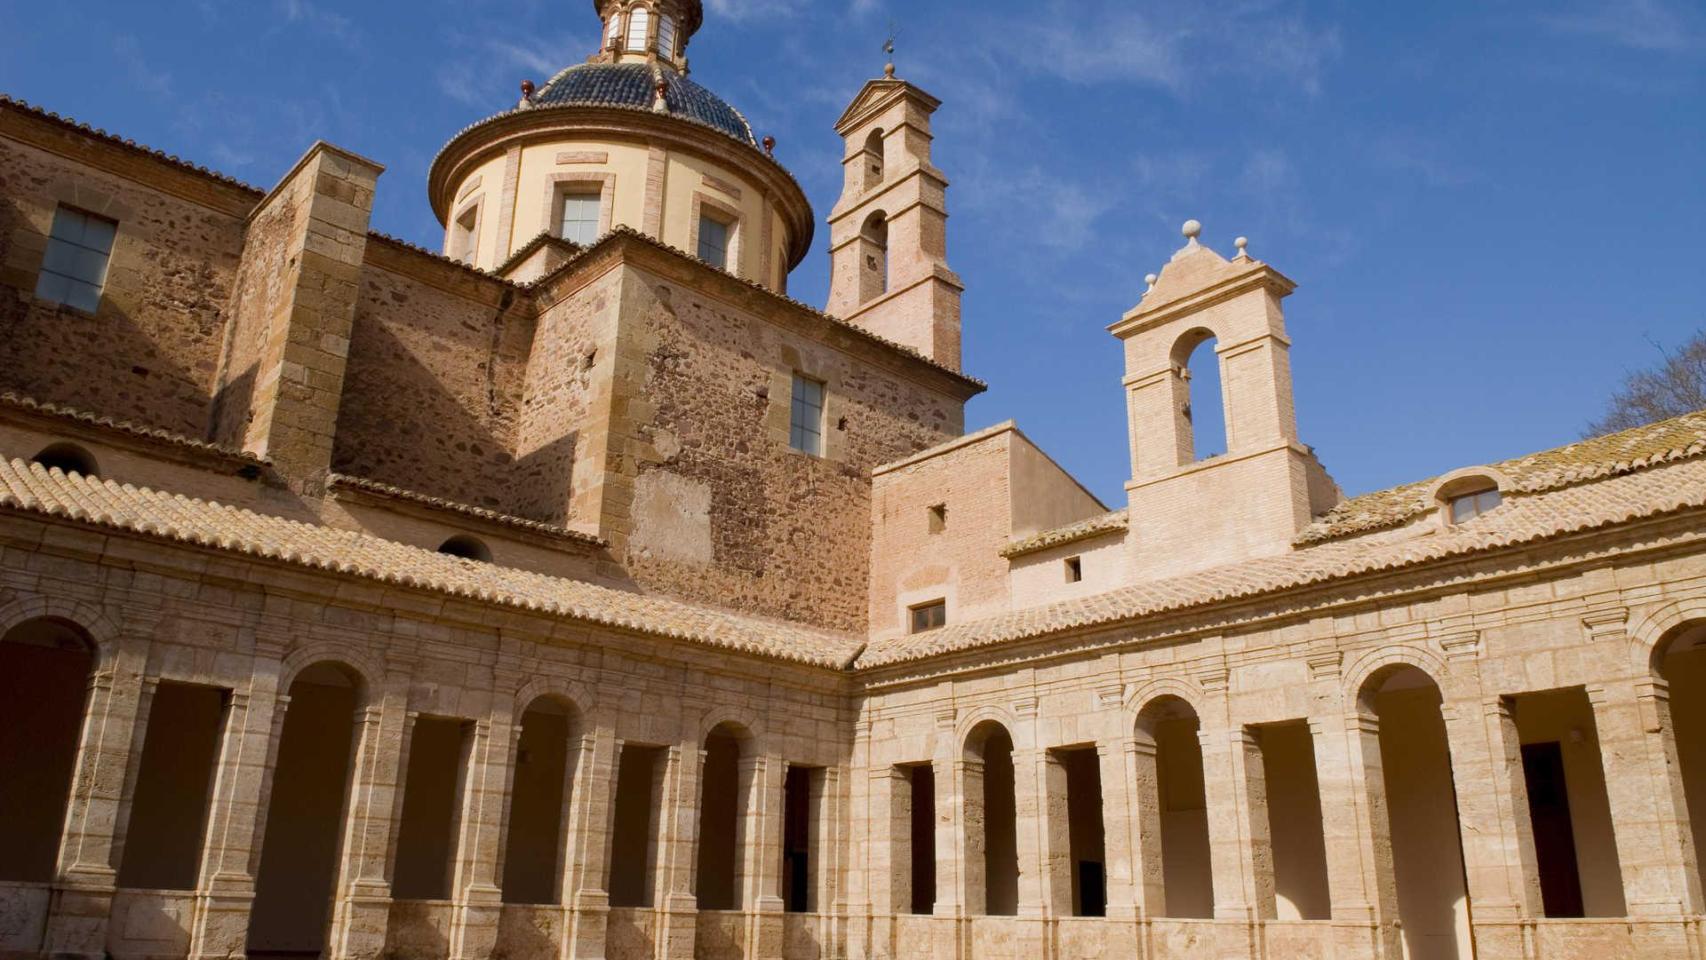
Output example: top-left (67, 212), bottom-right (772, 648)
top-left (0, 392), bottom-right (266, 465)
top-left (1001, 510), bottom-right (1128, 559)
top-left (364, 231), bottom-right (524, 287)
top-left (0, 458), bottom-right (858, 668)
top-left (496, 231), bottom-right (583, 275)
top-left (1296, 408), bottom-right (1706, 545)
top-left (326, 473), bottom-right (607, 547)
top-left (0, 94), bottom-right (265, 196)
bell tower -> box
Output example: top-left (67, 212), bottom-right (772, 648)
top-left (825, 66), bottom-right (963, 370)
top-left (1112, 221), bottom-right (1339, 579)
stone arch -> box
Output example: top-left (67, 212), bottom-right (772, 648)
top-left (954, 704), bottom-right (1018, 754)
top-left (1127, 677), bottom-right (1205, 734)
top-left (695, 705), bottom-right (767, 754)
top-left (1629, 595), bottom-right (1706, 677)
top-left (0, 594), bottom-right (118, 670)
top-left (1170, 327), bottom-right (1225, 461)
top-left (1344, 643), bottom-right (1451, 714)
top-left (279, 641), bottom-right (381, 700)
top-left (513, 674), bottom-right (597, 723)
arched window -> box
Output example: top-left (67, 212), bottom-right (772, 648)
top-left (626, 6), bottom-right (651, 52)
top-left (607, 8), bottom-right (623, 46)
top-left (1173, 330), bottom-right (1226, 461)
top-left (862, 211), bottom-right (888, 300)
top-left (863, 128), bottom-right (885, 189)
top-left (31, 441), bottom-right (98, 478)
top-left (1436, 474), bottom-right (1503, 525)
top-left (656, 13), bottom-right (677, 57)
top-left (437, 535), bottom-right (492, 563)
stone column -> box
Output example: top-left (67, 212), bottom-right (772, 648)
top-left (328, 659), bottom-right (414, 960)
top-left (45, 638), bottom-right (151, 959)
top-left (740, 755), bottom-right (785, 960)
top-left (1202, 727), bottom-right (1274, 921)
top-left (812, 767), bottom-right (844, 949)
top-left (563, 728), bottom-right (618, 960)
top-left (1440, 696), bottom-right (1542, 958)
top-left (1315, 714), bottom-right (1401, 959)
top-left (651, 743), bottom-right (702, 960)
top-left (862, 766), bottom-right (907, 960)
top-left (1034, 750), bottom-right (1071, 918)
top-left (1096, 740), bottom-right (1142, 959)
top-left (952, 757), bottom-right (985, 916)
top-left (1589, 681), bottom-right (1702, 920)
top-left (931, 745), bottom-right (963, 960)
top-left (1127, 735), bottom-right (1166, 919)
top-left (449, 711), bottom-right (519, 960)
top-left (188, 652), bottom-right (288, 960)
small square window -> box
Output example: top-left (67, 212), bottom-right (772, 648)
top-left (927, 504), bottom-right (947, 533)
top-left (1065, 556), bottom-right (1083, 583)
top-left (560, 190), bottom-right (601, 245)
top-left (790, 374), bottom-right (824, 456)
top-left (909, 600), bottom-right (946, 634)
top-left (1449, 488), bottom-right (1502, 524)
top-left (35, 206), bottom-right (116, 312)
top-left (697, 212), bottom-right (731, 270)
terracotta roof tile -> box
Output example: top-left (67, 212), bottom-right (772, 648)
top-left (0, 460), bottom-right (858, 668)
top-left (0, 392), bottom-right (265, 466)
top-left (1298, 409), bottom-right (1706, 544)
top-left (1001, 510), bottom-right (1127, 558)
top-left (326, 474), bottom-right (608, 548)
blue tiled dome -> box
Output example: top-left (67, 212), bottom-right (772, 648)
top-left (530, 62), bottom-right (754, 146)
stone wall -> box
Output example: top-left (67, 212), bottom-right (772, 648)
top-left (0, 127), bottom-right (249, 437)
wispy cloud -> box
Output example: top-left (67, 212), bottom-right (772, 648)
top-left (111, 36), bottom-right (173, 100)
top-left (1544, 0), bottom-right (1705, 52)
top-left (1367, 133), bottom-right (1480, 188)
top-left (277, 0), bottom-right (359, 48)
top-left (705, 0), bottom-right (799, 22)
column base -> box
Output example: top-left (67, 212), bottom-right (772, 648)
top-left (43, 879), bottom-right (117, 960)
top-left (564, 894), bottom-right (608, 960)
top-left (187, 884), bottom-right (259, 960)
top-left (328, 884), bottom-right (392, 960)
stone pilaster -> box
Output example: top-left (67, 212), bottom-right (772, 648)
top-left (187, 650), bottom-right (288, 960)
top-left (1315, 714), bottom-right (1400, 958)
top-left (449, 712), bottom-right (519, 960)
top-left (45, 638), bottom-right (151, 959)
top-left (740, 755), bottom-right (785, 960)
top-left (1127, 735), bottom-right (1166, 919)
top-left (651, 743), bottom-right (702, 960)
top-left (1588, 681), bottom-right (1702, 916)
top-left (328, 659), bottom-right (414, 960)
top-left (563, 729), bottom-right (618, 960)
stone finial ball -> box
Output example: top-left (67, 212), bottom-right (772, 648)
top-left (1182, 219), bottom-right (1203, 240)
top-left (1145, 274), bottom-right (1159, 286)
top-left (1235, 236), bottom-right (1248, 251)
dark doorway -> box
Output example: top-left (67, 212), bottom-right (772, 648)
top-left (0, 619), bottom-right (93, 882)
top-left (909, 764), bottom-right (936, 915)
top-left (609, 743), bottom-right (664, 908)
top-left (1521, 741), bottom-right (1584, 918)
top-left (782, 765), bottom-right (813, 913)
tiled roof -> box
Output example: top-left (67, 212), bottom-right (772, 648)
top-left (326, 474), bottom-right (607, 548)
top-left (530, 62), bottom-right (754, 146)
top-left (1298, 409), bottom-right (1706, 544)
top-left (1001, 510), bottom-right (1128, 558)
top-left (0, 459), bottom-right (860, 669)
top-left (861, 442), bottom-right (1706, 668)
top-left (0, 392), bottom-right (265, 466)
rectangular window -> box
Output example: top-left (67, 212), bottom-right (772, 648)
top-left (1065, 556), bottom-right (1083, 583)
top-left (909, 600), bottom-right (946, 634)
top-left (697, 213), bottom-right (730, 270)
top-left (656, 14), bottom-right (677, 57)
top-left (560, 190), bottom-right (601, 245)
top-left (35, 206), bottom-right (116, 313)
top-left (790, 374), bottom-right (825, 455)
top-left (1450, 488), bottom-right (1502, 523)
top-left (625, 7), bottom-right (650, 51)
top-left (927, 504), bottom-right (946, 533)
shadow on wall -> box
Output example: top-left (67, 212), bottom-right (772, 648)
top-left (0, 196), bottom-right (213, 437)
top-left (331, 318), bottom-right (581, 525)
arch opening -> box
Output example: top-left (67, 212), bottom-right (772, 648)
top-left (0, 617), bottom-right (94, 883)
top-left (1658, 622), bottom-right (1706, 897)
top-left (861, 211), bottom-right (889, 303)
top-left (963, 720), bottom-right (1018, 916)
top-left (249, 661), bottom-right (363, 954)
top-left (502, 697), bottom-right (580, 905)
top-left (1360, 664), bottom-right (1470, 960)
top-left (862, 128), bottom-right (885, 189)
top-left (1173, 329), bottom-right (1226, 462)
top-left (1134, 696), bottom-right (1212, 918)
top-left (31, 441), bottom-right (99, 478)
top-left (695, 722), bottom-right (751, 910)
top-left (438, 534), bottom-right (492, 563)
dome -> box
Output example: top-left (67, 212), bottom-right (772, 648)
top-left (530, 61), bottom-right (754, 146)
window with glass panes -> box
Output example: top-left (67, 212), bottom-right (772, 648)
top-left (789, 374), bottom-right (824, 456)
top-left (697, 214), bottom-right (730, 270)
top-left (656, 14), bottom-right (677, 56)
top-left (35, 206), bottom-right (116, 313)
top-left (1449, 487), bottom-right (1502, 523)
top-left (560, 191), bottom-right (600, 245)
top-left (626, 7), bottom-right (650, 51)
top-left (909, 600), bottom-right (946, 634)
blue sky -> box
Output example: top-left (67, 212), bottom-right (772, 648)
top-left (3, 0), bottom-right (1703, 504)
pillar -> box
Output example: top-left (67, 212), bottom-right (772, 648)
top-left (1314, 714), bottom-right (1401, 958)
top-left (863, 766), bottom-right (907, 960)
top-left (1127, 735), bottom-right (1166, 919)
top-left (1201, 727), bottom-right (1268, 960)
top-left (449, 712), bottom-right (518, 960)
top-left (328, 659), bottom-right (414, 960)
top-left (45, 637), bottom-right (151, 959)
top-left (1014, 748), bottom-right (1051, 918)
top-left (740, 755), bottom-right (785, 960)
top-left (187, 651), bottom-right (288, 960)
top-left (563, 729), bottom-right (618, 960)
top-left (651, 743), bottom-right (702, 960)
top-left (1589, 681), bottom-right (1702, 918)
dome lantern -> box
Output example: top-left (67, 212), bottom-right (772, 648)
top-left (595, 0), bottom-right (702, 70)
